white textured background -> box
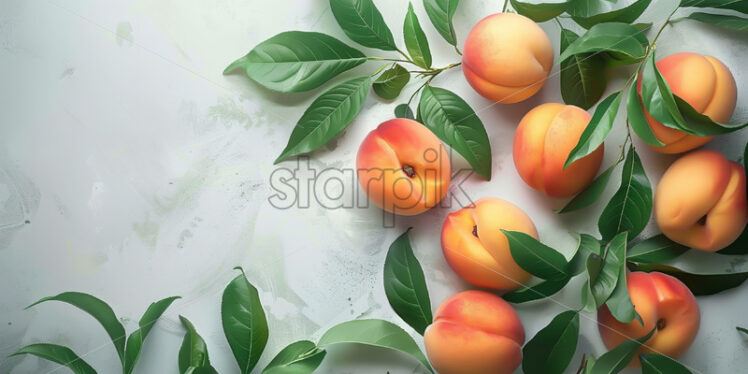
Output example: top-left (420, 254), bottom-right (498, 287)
top-left (1, 0), bottom-right (747, 373)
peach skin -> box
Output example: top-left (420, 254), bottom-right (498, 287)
top-left (357, 118), bottom-right (450, 215)
top-left (637, 52), bottom-right (737, 154)
top-left (598, 271), bottom-right (700, 368)
top-left (513, 103), bottom-right (604, 197)
top-left (425, 290), bottom-right (525, 374)
top-left (462, 13), bottom-right (553, 103)
top-left (655, 149), bottom-right (747, 251)
top-left (441, 198), bottom-right (538, 290)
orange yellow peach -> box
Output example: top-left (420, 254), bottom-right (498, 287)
top-left (638, 52), bottom-right (737, 154)
top-left (356, 118), bottom-right (450, 215)
top-left (513, 103), bottom-right (604, 197)
top-left (598, 271), bottom-right (700, 368)
top-left (655, 149), bottom-right (747, 251)
top-left (441, 197), bottom-right (538, 290)
top-left (425, 290), bottom-right (525, 374)
top-left (462, 13), bottom-right (553, 103)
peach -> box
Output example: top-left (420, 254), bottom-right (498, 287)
top-left (356, 118), bottom-right (450, 215)
top-left (425, 290), bottom-right (525, 374)
top-left (462, 13), bottom-right (553, 103)
top-left (598, 272), bottom-right (700, 368)
top-left (654, 150), bottom-right (747, 251)
top-left (441, 197), bottom-right (538, 290)
top-left (638, 52), bottom-right (737, 154)
top-left (513, 103), bottom-right (604, 197)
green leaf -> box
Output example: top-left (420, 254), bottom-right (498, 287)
top-left (559, 28), bottom-right (606, 110)
top-left (569, 234), bottom-right (602, 275)
top-left (684, 12), bottom-right (748, 31)
top-left (598, 146), bottom-right (652, 241)
top-left (589, 232), bottom-right (627, 312)
top-left (511, 0), bottom-right (572, 22)
top-left (124, 296), bottom-right (180, 374)
top-left (565, 91), bottom-right (622, 169)
top-left (604, 234), bottom-right (639, 324)
top-left (404, 3), bottom-right (432, 69)
top-left (27, 292), bottom-right (126, 365)
top-left (556, 162), bottom-right (619, 214)
top-left (626, 78), bottom-right (665, 147)
top-left (329, 0), bottom-right (397, 50)
top-left (423, 0), bottom-right (460, 45)
top-left (274, 76), bottom-right (371, 163)
top-left (503, 230), bottom-right (570, 280)
top-left (627, 234), bottom-right (689, 263)
top-left (503, 275), bottom-right (572, 303)
top-left (262, 340), bottom-right (326, 374)
top-left (568, 0), bottom-right (653, 29)
top-left (179, 316), bottom-right (214, 374)
top-left (680, 0), bottom-right (748, 14)
top-left (418, 85), bottom-right (492, 179)
top-left (373, 64), bottom-right (410, 100)
top-left (590, 327), bottom-right (656, 374)
top-left (318, 319), bottom-right (434, 373)
top-left (222, 267), bottom-right (269, 374)
top-left (522, 311), bottom-right (580, 374)
top-left (11, 344), bottom-right (97, 374)
top-left (640, 354), bottom-right (692, 374)
top-left (224, 32), bottom-right (367, 93)
top-left (673, 95), bottom-right (748, 135)
top-left (582, 355), bottom-right (598, 374)
top-left (395, 103), bottom-right (415, 119)
top-left (581, 253), bottom-right (604, 311)
top-left (738, 326), bottom-right (748, 336)
top-left (558, 23), bottom-right (647, 64)
top-left (383, 228), bottom-right (432, 335)
top-left (627, 262), bottom-right (748, 296)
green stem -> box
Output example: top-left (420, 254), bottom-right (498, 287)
top-left (502, 0), bottom-right (510, 13)
top-left (396, 48), bottom-right (415, 64)
top-left (369, 57), bottom-right (411, 64)
top-left (554, 17), bottom-right (564, 30)
top-left (651, 6), bottom-right (679, 45)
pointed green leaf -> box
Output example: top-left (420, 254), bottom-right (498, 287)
top-left (626, 78), bottom-right (665, 147)
top-left (329, 0), bottom-right (397, 50)
top-left (559, 28), bottom-right (606, 110)
top-left (640, 354), bottom-right (692, 374)
top-left (522, 311), bottom-right (580, 374)
top-left (275, 76), bottom-right (371, 163)
top-left (591, 328), bottom-right (656, 374)
top-left (503, 275), bottom-right (571, 303)
top-left (511, 0), bottom-right (572, 22)
top-left (683, 12), bottom-right (748, 31)
top-left (568, 0), bottom-right (653, 29)
top-left (383, 228), bottom-right (432, 335)
top-left (588, 232), bottom-right (627, 311)
top-left (503, 230), bottom-right (570, 280)
top-left (423, 0), bottom-right (459, 45)
top-left (418, 85), bottom-right (492, 179)
top-left (680, 0), bottom-right (748, 14)
top-left (11, 344), bottom-right (97, 374)
top-left (222, 267), bottom-right (269, 374)
top-left (558, 23), bottom-right (647, 63)
top-left (627, 234), bottom-right (689, 263)
top-left (27, 292), bottom-right (126, 365)
top-left (179, 316), bottom-right (215, 374)
top-left (581, 253), bottom-right (604, 311)
top-left (224, 32), bottom-right (367, 93)
top-left (124, 296), bottom-right (180, 374)
top-left (565, 91), bottom-right (622, 169)
top-left (737, 326), bottom-right (748, 336)
top-left (605, 235), bottom-right (639, 324)
top-left (404, 3), bottom-right (432, 68)
top-left (318, 319), bottom-right (433, 373)
top-left (556, 161), bottom-right (619, 214)
top-left (262, 340), bottom-right (326, 374)
top-left (373, 64), bottom-right (410, 100)
top-left (628, 261), bottom-right (748, 296)
top-left (598, 146), bottom-right (652, 241)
